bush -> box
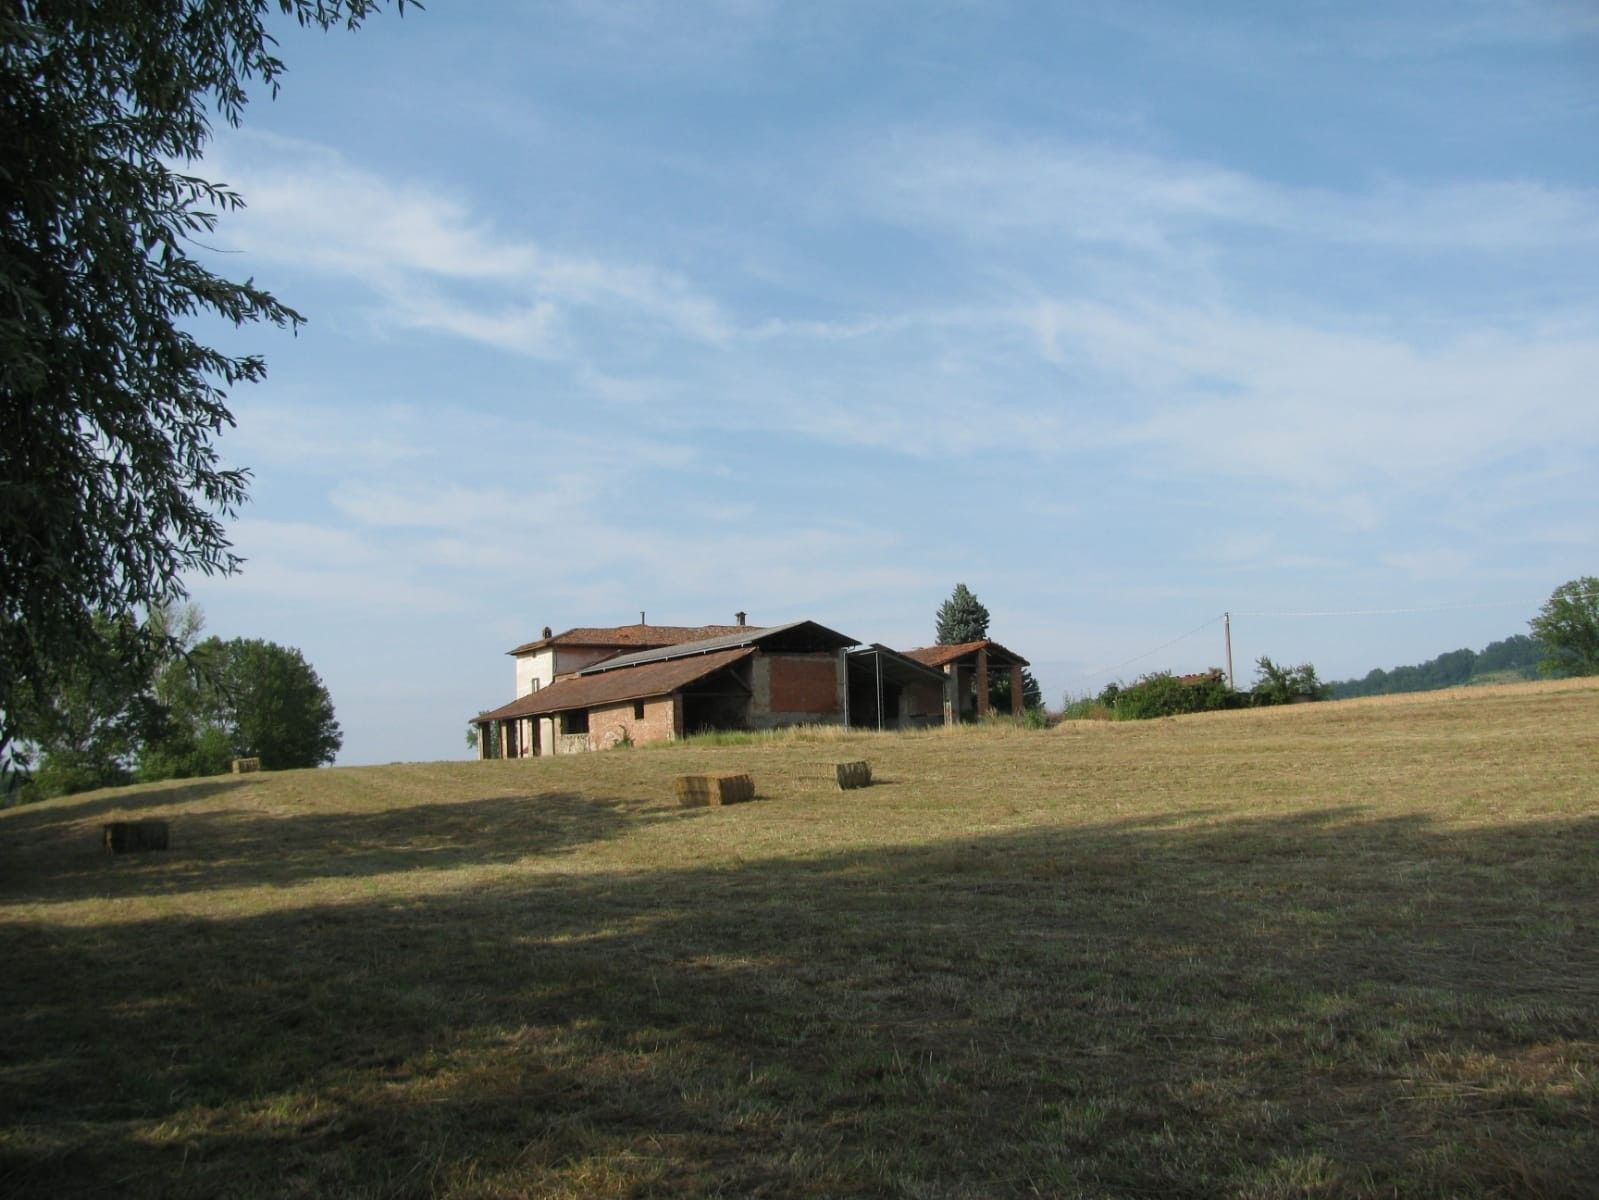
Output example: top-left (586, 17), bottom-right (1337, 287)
top-left (1109, 670), bottom-right (1242, 720)
top-left (1060, 693), bottom-right (1114, 721)
top-left (1251, 657), bottom-right (1331, 706)
top-left (1021, 706), bottom-right (1051, 730)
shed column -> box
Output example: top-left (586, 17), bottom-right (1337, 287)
top-left (943, 664), bottom-right (956, 725)
top-left (478, 722), bottom-right (489, 760)
top-left (837, 648), bottom-right (850, 728)
top-left (1010, 665), bottom-right (1024, 716)
top-left (976, 648), bottom-right (990, 717)
top-left (498, 721), bottom-right (508, 759)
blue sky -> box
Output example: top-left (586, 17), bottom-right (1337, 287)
top-left (184, 0), bottom-right (1599, 763)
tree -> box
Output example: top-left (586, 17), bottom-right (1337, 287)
top-left (6, 612), bottom-right (171, 799)
top-left (0, 1), bottom-right (409, 774)
top-left (1252, 656), bottom-right (1330, 706)
top-left (935, 583), bottom-right (990, 645)
top-left (144, 637), bottom-right (341, 775)
top-left (988, 667), bottom-right (1045, 713)
top-left (1530, 576), bottom-right (1599, 677)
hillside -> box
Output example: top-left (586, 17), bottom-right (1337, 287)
top-left (1328, 633), bottom-right (1542, 699)
top-left (3, 679), bottom-right (1597, 1197)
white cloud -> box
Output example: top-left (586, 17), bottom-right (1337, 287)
top-left (1025, 299), bottom-right (1599, 494)
top-left (858, 132), bottom-right (1599, 254)
top-left (1382, 549), bottom-right (1476, 579)
top-left (204, 132), bottom-right (732, 353)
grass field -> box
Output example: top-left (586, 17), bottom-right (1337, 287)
top-left (3, 680), bottom-right (1597, 1198)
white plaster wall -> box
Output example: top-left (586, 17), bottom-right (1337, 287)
top-left (515, 649), bottom-right (555, 698)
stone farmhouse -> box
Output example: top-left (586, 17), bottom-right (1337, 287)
top-left (472, 615), bottom-right (1030, 758)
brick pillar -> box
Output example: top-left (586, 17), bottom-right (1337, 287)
top-left (478, 723), bottom-right (488, 760)
top-left (943, 665), bottom-right (956, 725)
top-left (1010, 665), bottom-right (1023, 716)
top-left (976, 648), bottom-right (990, 717)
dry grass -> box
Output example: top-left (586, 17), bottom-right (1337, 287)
top-left (2, 679), bottom-right (1597, 1198)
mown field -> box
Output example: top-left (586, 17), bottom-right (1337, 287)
top-left (2, 680), bottom-right (1597, 1198)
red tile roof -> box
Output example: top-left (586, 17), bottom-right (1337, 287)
top-left (902, 639), bottom-right (1030, 668)
top-left (508, 623), bottom-right (748, 657)
top-left (476, 647), bottom-right (756, 722)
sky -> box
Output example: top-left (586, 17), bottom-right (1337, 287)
top-left (182, 0), bottom-right (1599, 764)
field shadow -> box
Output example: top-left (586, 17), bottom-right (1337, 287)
top-left (0, 789), bottom-right (639, 903)
top-left (2, 805), bottom-right (1596, 1197)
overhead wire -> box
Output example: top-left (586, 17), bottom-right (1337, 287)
top-left (1081, 591), bottom-right (1566, 683)
top-left (1084, 614), bottom-right (1223, 678)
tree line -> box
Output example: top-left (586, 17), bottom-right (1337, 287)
top-left (4, 605), bottom-right (340, 805)
top-left (1328, 635), bottom-right (1542, 699)
top-left (1329, 577), bottom-right (1599, 699)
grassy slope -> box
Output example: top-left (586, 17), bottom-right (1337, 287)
top-left (2, 680), bottom-right (1597, 1198)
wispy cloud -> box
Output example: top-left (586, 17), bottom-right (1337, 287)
top-left (857, 131), bottom-right (1599, 253)
top-left (205, 133), bottom-right (733, 354)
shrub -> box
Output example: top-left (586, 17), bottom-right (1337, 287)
top-left (1251, 657), bottom-right (1331, 706)
top-left (1060, 693), bottom-right (1114, 721)
top-left (1111, 670), bottom-right (1241, 720)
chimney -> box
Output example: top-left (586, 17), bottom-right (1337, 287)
top-left (640, 611), bottom-right (646, 626)
top-left (541, 625), bottom-right (552, 639)
top-left (735, 611), bottom-right (747, 627)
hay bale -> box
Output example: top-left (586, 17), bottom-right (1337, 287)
top-left (231, 757), bottom-right (261, 774)
top-left (834, 760), bottom-right (872, 790)
top-left (674, 773), bottom-right (756, 807)
top-left (103, 820), bottom-right (169, 854)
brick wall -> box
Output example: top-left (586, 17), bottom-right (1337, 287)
top-left (752, 652), bottom-right (844, 727)
top-left (901, 679), bottom-right (945, 726)
top-left (585, 695), bottom-right (678, 749)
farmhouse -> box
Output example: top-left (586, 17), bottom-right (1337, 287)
top-left (474, 619), bottom-right (857, 757)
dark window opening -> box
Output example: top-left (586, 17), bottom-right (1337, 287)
top-left (633, 700), bottom-right (646, 720)
top-left (562, 709), bottom-right (589, 735)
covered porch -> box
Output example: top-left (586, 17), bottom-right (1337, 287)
top-left (901, 639), bottom-right (1031, 723)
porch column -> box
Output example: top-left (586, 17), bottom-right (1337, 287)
top-left (499, 721), bottom-right (509, 759)
top-left (942, 665), bottom-right (956, 725)
top-left (976, 648), bottom-right (990, 717)
top-left (477, 723), bottom-right (489, 760)
top-left (1010, 665), bottom-right (1024, 716)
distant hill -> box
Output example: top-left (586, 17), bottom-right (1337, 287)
top-left (1330, 634), bottom-right (1542, 699)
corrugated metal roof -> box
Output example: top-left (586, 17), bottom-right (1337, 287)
top-left (476, 647), bottom-right (757, 722)
top-left (507, 623), bottom-right (747, 657)
top-left (848, 644), bottom-right (948, 683)
top-left (578, 619), bottom-right (857, 675)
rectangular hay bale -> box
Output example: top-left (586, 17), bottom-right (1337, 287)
top-left (674, 773), bottom-right (755, 807)
top-left (231, 757), bottom-right (261, 774)
top-left (834, 760), bottom-right (872, 790)
top-left (103, 820), bottom-right (169, 854)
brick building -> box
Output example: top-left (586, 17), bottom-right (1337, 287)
top-left (900, 639), bottom-right (1031, 723)
top-left (473, 619), bottom-right (857, 757)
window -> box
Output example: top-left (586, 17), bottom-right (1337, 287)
top-left (633, 700), bottom-right (646, 720)
top-left (562, 709), bottom-right (589, 735)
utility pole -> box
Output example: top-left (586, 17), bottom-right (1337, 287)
top-left (1224, 612), bottom-right (1235, 690)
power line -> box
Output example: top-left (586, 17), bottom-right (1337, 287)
top-left (1085, 614), bottom-right (1223, 678)
top-left (1074, 588), bottom-right (1590, 684)
top-left (1232, 599), bottom-right (1536, 619)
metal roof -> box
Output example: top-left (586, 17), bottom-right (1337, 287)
top-left (848, 644), bottom-right (948, 684)
top-left (476, 647), bottom-right (758, 721)
top-left (578, 619), bottom-right (857, 675)
top-left (506, 623), bottom-right (746, 657)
